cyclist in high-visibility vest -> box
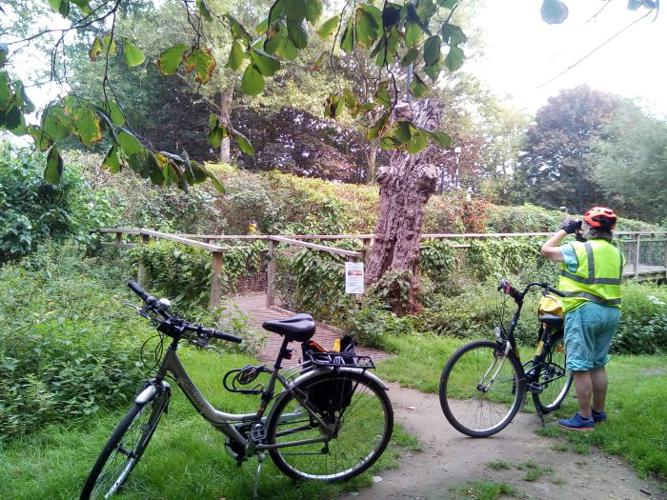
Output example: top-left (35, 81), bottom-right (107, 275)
top-left (541, 207), bottom-right (623, 432)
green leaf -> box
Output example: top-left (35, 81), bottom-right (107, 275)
top-left (28, 126), bottom-right (53, 151)
top-left (0, 72), bottom-right (9, 109)
top-left (250, 49), bottom-right (280, 76)
top-left (184, 47), bottom-right (216, 83)
top-left (441, 24), bottom-right (467, 47)
top-left (318, 15), bottom-right (340, 39)
top-left (277, 38), bottom-right (298, 60)
top-left (104, 99), bottom-right (125, 126)
top-left (285, 0), bottom-right (306, 24)
top-left (437, 0), bottom-right (458, 8)
top-left (88, 37), bottom-right (103, 61)
top-left (255, 17), bottom-right (269, 35)
top-left (427, 129), bottom-right (452, 148)
top-left (409, 72), bottom-right (428, 98)
top-left (117, 129), bottom-right (143, 156)
top-left (241, 64), bottom-right (265, 96)
top-left (288, 19), bottom-right (309, 49)
top-left (382, 3), bottom-right (401, 28)
top-left (324, 94), bottom-right (343, 118)
top-left (196, 0), bottom-right (213, 21)
top-left (343, 88), bottom-right (358, 112)
top-left (305, 0), bottom-right (323, 23)
top-left (424, 36), bottom-right (441, 66)
top-left (45, 146), bottom-right (64, 184)
top-left (361, 4), bottom-right (383, 27)
top-left (42, 104), bottom-right (72, 141)
top-left (355, 8), bottom-right (379, 48)
top-left (70, 0), bottom-right (91, 14)
top-left (268, 0), bottom-right (285, 25)
top-left (340, 20), bottom-right (355, 53)
top-left (13, 81), bottom-right (34, 113)
top-left (102, 145), bottom-right (121, 173)
top-left (71, 105), bottom-right (102, 146)
top-left (367, 111), bottom-right (390, 140)
top-left (424, 60), bottom-right (443, 81)
top-left (407, 126), bottom-right (429, 154)
top-left (206, 169), bottom-right (225, 193)
top-left (405, 21), bottom-right (421, 48)
top-left (445, 46), bottom-right (464, 71)
top-left (101, 33), bottom-right (117, 56)
top-left (208, 125), bottom-right (226, 148)
top-left (233, 130), bottom-right (255, 156)
top-left (374, 81), bottom-right (392, 107)
top-left (226, 14), bottom-right (252, 44)
top-left (156, 44), bottom-right (188, 75)
top-left (226, 40), bottom-right (245, 69)
top-left (264, 23), bottom-right (286, 54)
top-left (123, 39), bottom-right (145, 67)
top-left (47, 0), bottom-right (70, 17)
top-left (400, 47), bottom-right (419, 67)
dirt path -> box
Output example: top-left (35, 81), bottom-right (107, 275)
top-left (343, 384), bottom-right (664, 500)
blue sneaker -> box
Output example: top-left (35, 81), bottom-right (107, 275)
top-left (559, 413), bottom-right (594, 432)
top-left (592, 410), bottom-right (607, 423)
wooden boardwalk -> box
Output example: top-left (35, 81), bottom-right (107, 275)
top-left (623, 264), bottom-right (667, 282)
top-left (229, 293), bottom-right (388, 366)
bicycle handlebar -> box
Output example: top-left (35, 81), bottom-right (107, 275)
top-left (498, 279), bottom-right (565, 302)
top-left (127, 282), bottom-right (242, 344)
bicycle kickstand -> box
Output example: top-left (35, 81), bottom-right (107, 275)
top-left (535, 404), bottom-right (545, 428)
top-left (253, 451), bottom-right (266, 500)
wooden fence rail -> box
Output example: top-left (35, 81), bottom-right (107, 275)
top-left (97, 228), bottom-right (667, 310)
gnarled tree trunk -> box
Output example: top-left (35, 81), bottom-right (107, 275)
top-left (365, 99), bottom-right (442, 313)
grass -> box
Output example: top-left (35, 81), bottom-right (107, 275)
top-left (452, 480), bottom-right (521, 500)
top-left (516, 460), bottom-right (553, 482)
top-left (0, 348), bottom-right (419, 500)
top-left (486, 460), bottom-right (512, 471)
top-left (375, 333), bottom-right (667, 482)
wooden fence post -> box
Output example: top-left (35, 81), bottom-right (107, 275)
top-left (266, 239), bottom-right (276, 308)
top-left (634, 234), bottom-right (641, 278)
top-left (115, 231), bottom-right (122, 248)
top-left (137, 234), bottom-right (150, 286)
top-left (361, 237), bottom-right (371, 264)
top-left (664, 239), bottom-right (667, 278)
top-left (210, 251), bottom-right (223, 311)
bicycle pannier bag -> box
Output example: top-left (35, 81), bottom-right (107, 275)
top-left (301, 336), bottom-right (356, 413)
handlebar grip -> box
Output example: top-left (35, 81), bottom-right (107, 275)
top-left (546, 285), bottom-right (565, 298)
top-left (128, 281), bottom-right (149, 300)
top-left (207, 328), bottom-right (243, 344)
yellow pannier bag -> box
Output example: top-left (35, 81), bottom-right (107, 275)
top-left (538, 294), bottom-right (563, 318)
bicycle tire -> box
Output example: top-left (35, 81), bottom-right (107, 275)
top-left (439, 340), bottom-right (526, 438)
top-left (532, 331), bottom-right (573, 414)
top-left (266, 371), bottom-right (393, 482)
top-left (80, 391), bottom-right (169, 499)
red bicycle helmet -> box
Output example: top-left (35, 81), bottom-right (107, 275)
top-left (583, 207), bottom-right (617, 230)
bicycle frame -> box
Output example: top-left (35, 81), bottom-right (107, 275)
top-left (136, 335), bottom-right (388, 454)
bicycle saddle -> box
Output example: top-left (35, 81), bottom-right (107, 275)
top-left (538, 314), bottom-right (563, 328)
top-left (262, 313), bottom-right (316, 342)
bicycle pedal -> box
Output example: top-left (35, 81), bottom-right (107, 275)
top-left (250, 422), bottom-right (266, 443)
top-left (527, 382), bottom-right (543, 394)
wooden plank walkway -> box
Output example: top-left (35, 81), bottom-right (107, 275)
top-left (229, 293), bottom-right (389, 366)
top-left (622, 265), bottom-right (667, 281)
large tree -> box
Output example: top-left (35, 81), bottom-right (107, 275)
top-left (514, 85), bottom-right (619, 213)
top-left (589, 100), bottom-right (667, 223)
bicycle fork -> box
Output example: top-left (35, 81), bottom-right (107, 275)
top-left (477, 342), bottom-right (512, 393)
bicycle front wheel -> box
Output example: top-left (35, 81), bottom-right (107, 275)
top-left (532, 332), bottom-right (573, 414)
top-left (266, 371), bottom-right (393, 482)
top-left (80, 391), bottom-right (169, 499)
top-left (439, 340), bottom-right (526, 437)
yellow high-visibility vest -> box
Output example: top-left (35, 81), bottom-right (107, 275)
top-left (558, 239), bottom-right (624, 313)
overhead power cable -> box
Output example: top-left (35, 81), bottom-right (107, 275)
top-left (537, 9), bottom-right (653, 90)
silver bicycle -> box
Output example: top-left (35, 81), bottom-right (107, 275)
top-left (80, 282), bottom-right (393, 499)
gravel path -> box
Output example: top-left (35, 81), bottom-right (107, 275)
top-left (342, 383), bottom-right (665, 500)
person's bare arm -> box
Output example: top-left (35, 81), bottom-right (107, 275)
top-left (541, 230), bottom-right (567, 262)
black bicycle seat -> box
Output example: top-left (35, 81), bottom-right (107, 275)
top-left (538, 314), bottom-right (563, 328)
top-left (262, 314), bottom-right (316, 342)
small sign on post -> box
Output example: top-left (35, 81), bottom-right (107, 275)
top-left (345, 261), bottom-right (364, 294)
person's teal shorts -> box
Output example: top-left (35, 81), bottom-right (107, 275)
top-left (564, 302), bottom-right (621, 371)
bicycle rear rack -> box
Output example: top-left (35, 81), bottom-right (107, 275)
top-left (304, 350), bottom-right (375, 370)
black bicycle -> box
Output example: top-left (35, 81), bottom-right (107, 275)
top-left (80, 282), bottom-right (393, 499)
top-left (438, 279), bottom-right (573, 437)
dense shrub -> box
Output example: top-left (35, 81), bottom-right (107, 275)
top-left (613, 283), bottom-right (667, 354)
top-left (0, 242), bottom-right (146, 440)
top-left (0, 144), bottom-right (120, 262)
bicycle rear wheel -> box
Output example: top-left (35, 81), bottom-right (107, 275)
top-left (80, 390), bottom-right (169, 499)
top-left (532, 332), bottom-right (573, 414)
top-left (266, 371), bottom-right (393, 482)
top-left (439, 340), bottom-right (526, 437)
